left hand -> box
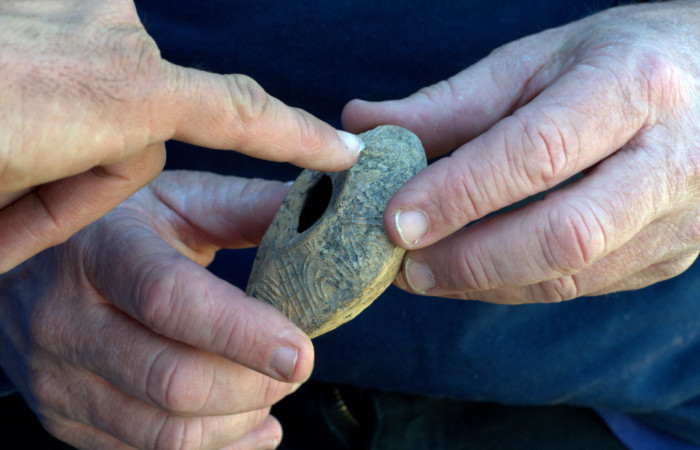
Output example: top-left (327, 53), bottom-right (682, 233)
top-left (343, 0), bottom-right (700, 304)
top-left (0, 171), bottom-right (311, 449)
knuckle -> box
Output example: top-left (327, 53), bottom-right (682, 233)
top-left (71, 27), bottom-right (164, 148)
top-left (510, 113), bottom-right (577, 188)
top-left (145, 348), bottom-right (211, 415)
top-left (635, 51), bottom-right (687, 118)
top-left (226, 74), bottom-right (272, 128)
top-left (528, 275), bottom-right (581, 303)
top-left (455, 246), bottom-right (496, 291)
top-left (153, 417), bottom-right (206, 450)
top-left (294, 110), bottom-right (326, 152)
top-left (101, 24), bottom-right (163, 93)
top-left (432, 156), bottom-right (490, 225)
top-left (135, 261), bottom-right (189, 336)
top-left (539, 202), bottom-right (609, 275)
top-left (136, 274), bottom-right (174, 332)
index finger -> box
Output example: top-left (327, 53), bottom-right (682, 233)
top-left (157, 64), bottom-right (364, 171)
top-left (84, 220), bottom-right (314, 384)
top-left (384, 54), bottom-right (677, 249)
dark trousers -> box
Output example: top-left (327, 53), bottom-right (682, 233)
top-left (272, 381), bottom-right (625, 450)
top-left (0, 383), bottom-right (624, 449)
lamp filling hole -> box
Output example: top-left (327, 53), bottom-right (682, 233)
top-left (297, 175), bottom-right (332, 233)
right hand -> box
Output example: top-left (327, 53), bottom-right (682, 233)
top-left (0, 171), bottom-right (311, 449)
top-left (342, 0), bottom-right (700, 304)
top-left (0, 0), bottom-right (362, 274)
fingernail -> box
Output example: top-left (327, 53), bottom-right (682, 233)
top-left (257, 439), bottom-right (279, 450)
top-left (394, 270), bottom-right (409, 291)
top-left (269, 346), bottom-right (298, 381)
top-left (336, 130), bottom-right (365, 153)
top-left (290, 382), bottom-right (303, 394)
top-left (404, 258), bottom-right (436, 294)
top-left (395, 209), bottom-right (429, 246)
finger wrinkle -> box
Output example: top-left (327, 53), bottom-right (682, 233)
top-left (540, 201), bottom-right (609, 276)
top-left (156, 413), bottom-right (202, 450)
top-left (210, 296), bottom-right (247, 357)
top-left (32, 187), bottom-right (63, 234)
top-left (226, 74), bottom-right (271, 128)
top-left (144, 344), bottom-right (171, 410)
top-left (292, 108), bottom-right (327, 158)
top-left (455, 244), bottom-right (495, 291)
top-left (258, 376), bottom-right (286, 410)
top-left (530, 275), bottom-right (582, 303)
top-left (511, 110), bottom-right (577, 190)
top-left (565, 203), bottom-right (608, 269)
top-left (153, 347), bottom-right (212, 417)
top-left (208, 292), bottom-right (270, 366)
top-left (440, 154), bottom-right (490, 224)
top-left (133, 258), bottom-right (189, 334)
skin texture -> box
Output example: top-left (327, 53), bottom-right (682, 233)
top-left (343, 0), bottom-right (700, 304)
top-left (2, 1), bottom-right (699, 448)
top-left (0, 171), bottom-right (310, 449)
top-left (0, 0), bottom-right (360, 274)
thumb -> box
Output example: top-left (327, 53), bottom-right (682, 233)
top-left (158, 63), bottom-right (364, 171)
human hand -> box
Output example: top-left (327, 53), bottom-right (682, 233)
top-left (0, 0), bottom-right (362, 274)
top-left (343, 1), bottom-right (700, 304)
top-left (0, 171), bottom-right (311, 449)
